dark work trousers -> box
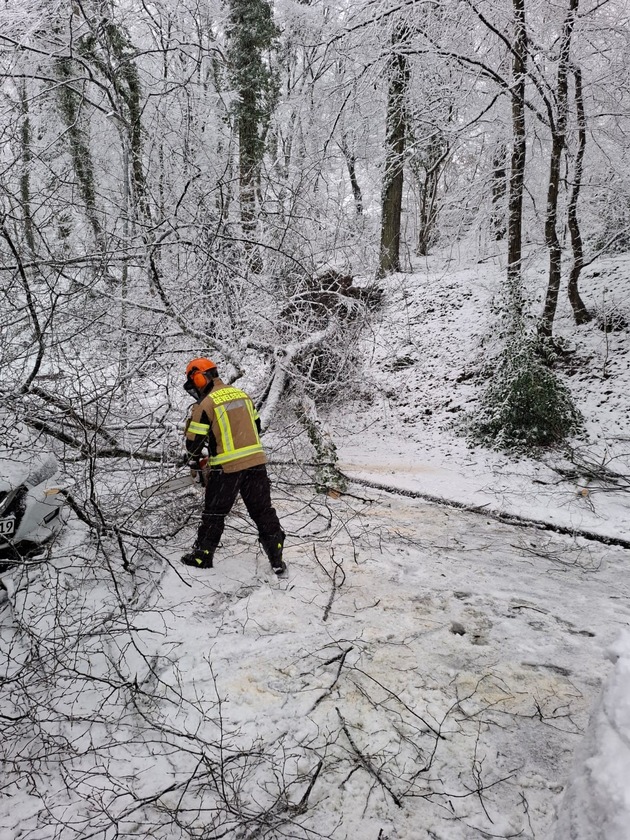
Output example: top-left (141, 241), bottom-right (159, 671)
top-left (196, 465), bottom-right (282, 551)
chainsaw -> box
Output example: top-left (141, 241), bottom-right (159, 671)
top-left (140, 458), bottom-right (209, 499)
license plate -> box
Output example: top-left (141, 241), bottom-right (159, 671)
top-left (0, 517), bottom-right (15, 536)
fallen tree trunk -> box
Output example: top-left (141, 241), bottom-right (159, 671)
top-left (342, 472), bottom-right (630, 551)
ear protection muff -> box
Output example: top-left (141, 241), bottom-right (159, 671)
top-left (190, 368), bottom-right (209, 390)
top-left (185, 357), bottom-right (217, 393)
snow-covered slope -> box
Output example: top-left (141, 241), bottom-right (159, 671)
top-left (338, 249), bottom-right (630, 543)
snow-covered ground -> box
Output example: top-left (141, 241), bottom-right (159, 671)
top-left (4, 482), bottom-right (628, 839)
top-left (2, 250), bottom-right (629, 839)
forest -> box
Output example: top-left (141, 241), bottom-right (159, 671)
top-left (1, 0), bottom-right (629, 445)
top-left (1, 0), bottom-right (630, 838)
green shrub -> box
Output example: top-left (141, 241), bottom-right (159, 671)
top-left (469, 337), bottom-right (582, 451)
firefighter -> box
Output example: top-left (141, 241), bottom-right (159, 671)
top-left (180, 357), bottom-right (286, 576)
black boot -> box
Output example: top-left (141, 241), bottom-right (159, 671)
top-left (181, 547), bottom-right (214, 569)
top-left (260, 531), bottom-right (286, 576)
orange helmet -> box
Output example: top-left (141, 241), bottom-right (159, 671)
top-left (186, 357), bottom-right (217, 390)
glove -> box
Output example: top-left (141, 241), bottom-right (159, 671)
top-left (187, 456), bottom-right (209, 486)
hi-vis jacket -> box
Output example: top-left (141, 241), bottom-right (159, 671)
top-left (184, 378), bottom-right (266, 473)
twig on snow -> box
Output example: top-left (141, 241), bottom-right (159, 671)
top-left (336, 707), bottom-right (403, 808)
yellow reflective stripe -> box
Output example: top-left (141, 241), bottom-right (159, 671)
top-left (188, 421), bottom-right (210, 435)
top-left (209, 443), bottom-right (265, 466)
top-left (214, 405), bottom-right (235, 453)
top-left (204, 387), bottom-right (263, 466)
top-left (244, 400), bottom-right (261, 443)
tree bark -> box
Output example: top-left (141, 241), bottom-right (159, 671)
top-left (539, 0), bottom-right (579, 339)
top-left (415, 139), bottom-right (449, 256)
top-left (228, 0), bottom-right (279, 272)
top-left (18, 81), bottom-right (36, 255)
top-left (55, 57), bottom-right (104, 248)
top-left (506, 0), bottom-right (527, 324)
top-left (239, 82), bottom-right (261, 242)
top-left (567, 65), bottom-right (592, 324)
top-left (490, 143), bottom-right (507, 241)
top-left (378, 24), bottom-right (410, 278)
top-left (340, 136), bottom-right (363, 218)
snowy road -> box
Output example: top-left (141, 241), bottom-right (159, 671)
top-left (147, 479), bottom-right (630, 839)
top-left (2, 473), bottom-right (629, 840)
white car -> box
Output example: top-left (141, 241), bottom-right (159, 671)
top-left (0, 420), bottom-right (65, 567)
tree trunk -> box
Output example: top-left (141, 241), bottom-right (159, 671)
top-left (490, 143), bottom-right (507, 241)
top-left (539, 0), bottom-right (579, 339)
top-left (55, 57), bottom-right (104, 249)
top-left (567, 65), bottom-right (592, 324)
top-left (506, 0), bottom-right (527, 325)
top-left (378, 25), bottom-right (410, 278)
top-left (340, 136), bottom-right (363, 218)
top-left (416, 167), bottom-right (438, 256)
top-left (415, 140), bottom-right (449, 256)
top-left (18, 81), bottom-right (36, 255)
top-left (228, 0), bottom-right (279, 272)
top-left (239, 83), bottom-right (261, 241)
